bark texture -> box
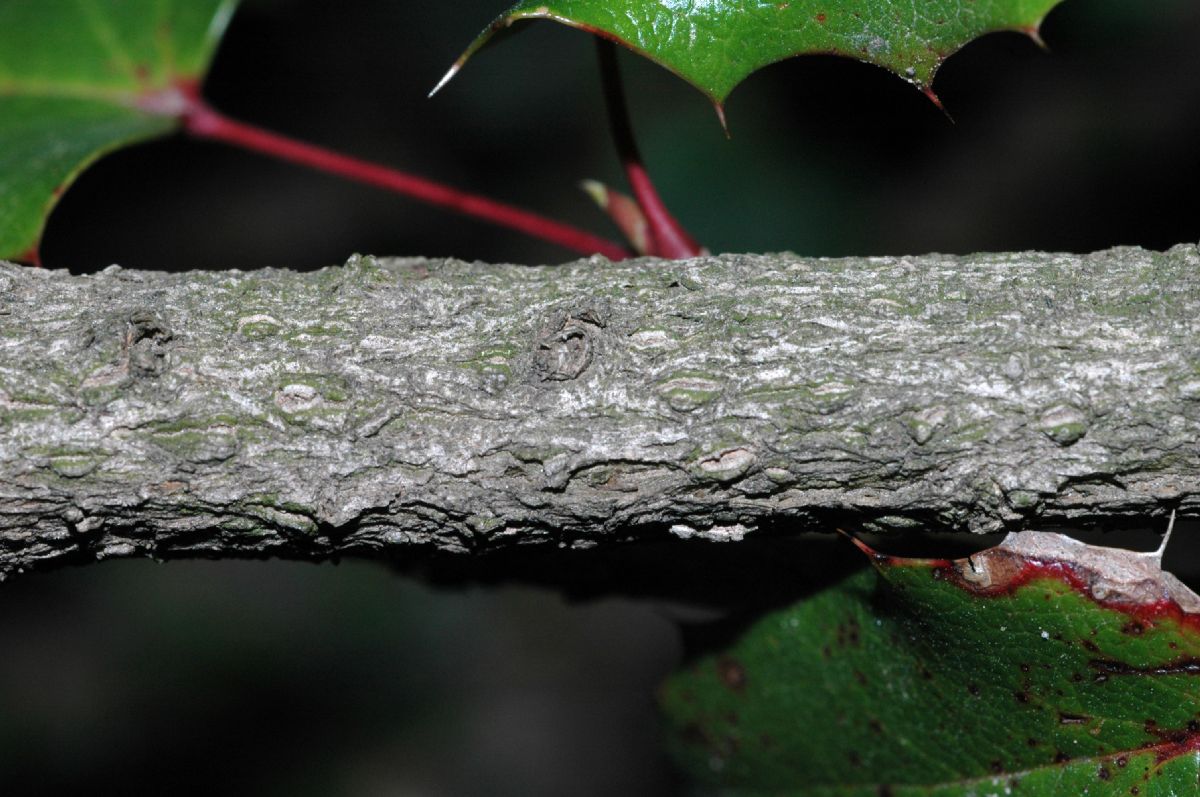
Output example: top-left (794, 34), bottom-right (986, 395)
top-left (1, 246), bottom-right (1198, 579)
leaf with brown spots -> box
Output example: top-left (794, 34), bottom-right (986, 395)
top-left (661, 523), bottom-right (1200, 795)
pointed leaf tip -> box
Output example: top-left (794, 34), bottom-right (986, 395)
top-left (1025, 24), bottom-right (1050, 52)
top-left (713, 102), bottom-right (730, 138)
top-left (428, 62), bottom-right (462, 98)
top-left (1153, 509), bottom-right (1178, 562)
top-left (448, 0), bottom-right (1067, 124)
top-left (922, 86), bottom-right (956, 123)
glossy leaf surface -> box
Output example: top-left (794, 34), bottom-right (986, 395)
top-left (0, 0), bottom-right (237, 260)
top-left (445, 0), bottom-right (1064, 111)
top-left (662, 531), bottom-right (1200, 795)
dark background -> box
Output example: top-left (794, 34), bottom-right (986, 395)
top-left (39, 0), bottom-right (1200, 270)
top-left (5, 0), bottom-right (1199, 794)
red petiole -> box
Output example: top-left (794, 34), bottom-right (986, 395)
top-left (165, 84), bottom-right (631, 262)
top-left (595, 39), bottom-right (703, 259)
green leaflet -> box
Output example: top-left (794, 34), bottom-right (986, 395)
top-left (661, 531), bottom-right (1200, 795)
top-left (441, 0), bottom-right (1065, 110)
top-left (0, 0), bottom-right (237, 260)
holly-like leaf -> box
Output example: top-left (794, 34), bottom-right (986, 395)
top-left (439, 0), bottom-right (1064, 113)
top-left (662, 527), bottom-right (1200, 795)
top-left (0, 1), bottom-right (237, 261)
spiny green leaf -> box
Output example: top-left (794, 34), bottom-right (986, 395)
top-left (662, 530), bottom-right (1200, 795)
top-left (0, 0), bottom-right (237, 260)
top-left (441, 0), bottom-right (1065, 112)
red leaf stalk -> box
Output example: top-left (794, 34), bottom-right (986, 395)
top-left (596, 39), bottom-right (703, 259)
top-left (175, 89), bottom-right (629, 261)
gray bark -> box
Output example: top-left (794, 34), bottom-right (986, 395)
top-left (1, 245), bottom-right (1198, 579)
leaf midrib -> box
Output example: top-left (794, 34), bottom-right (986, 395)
top-left (0, 0), bottom-right (196, 107)
top-left (0, 81), bottom-right (141, 106)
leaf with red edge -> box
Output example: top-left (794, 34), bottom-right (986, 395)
top-left (661, 523), bottom-right (1200, 795)
top-left (437, 0), bottom-right (1065, 118)
top-left (0, 0), bottom-right (237, 261)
